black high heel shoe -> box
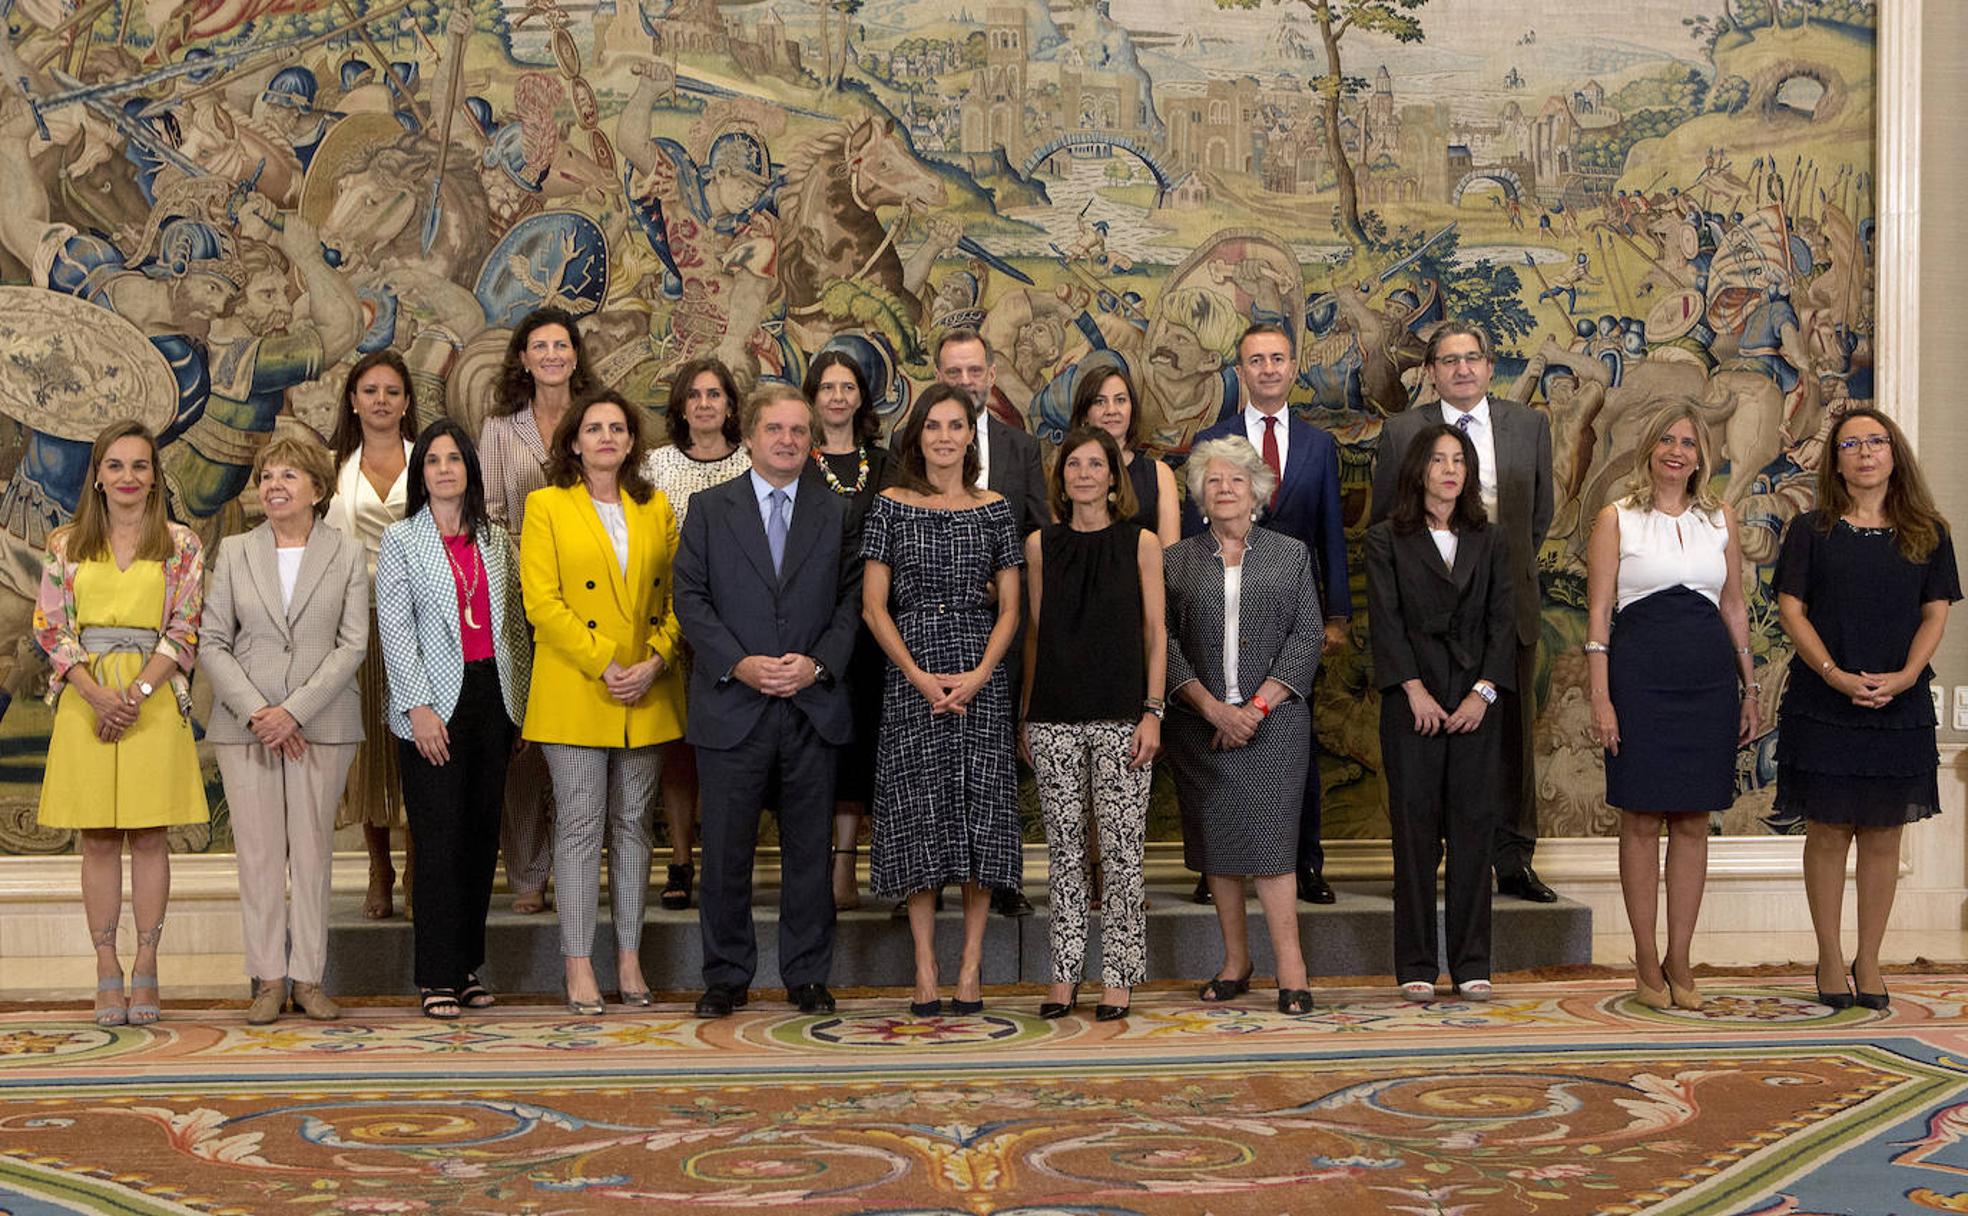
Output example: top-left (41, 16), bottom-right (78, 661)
top-left (1815, 962), bottom-right (1855, 1011)
top-left (1198, 967), bottom-right (1254, 1002)
top-left (1852, 961), bottom-right (1890, 1011)
top-left (1039, 984), bottom-right (1080, 1020)
top-left (908, 997), bottom-right (944, 1017)
top-left (1277, 988), bottom-right (1315, 1015)
top-left (660, 863), bottom-right (694, 911)
top-left (1094, 999), bottom-right (1130, 1022)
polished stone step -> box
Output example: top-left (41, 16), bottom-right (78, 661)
top-left (321, 881), bottom-right (1591, 997)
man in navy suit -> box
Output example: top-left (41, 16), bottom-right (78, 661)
top-left (1183, 322), bottom-right (1352, 905)
top-left (673, 384), bottom-right (865, 1017)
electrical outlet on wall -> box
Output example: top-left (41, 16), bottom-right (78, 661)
top-left (1954, 686), bottom-right (1968, 732)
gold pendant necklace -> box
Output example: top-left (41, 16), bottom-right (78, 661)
top-left (443, 534), bottom-right (483, 629)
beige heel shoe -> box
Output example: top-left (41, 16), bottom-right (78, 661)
top-left (1632, 978), bottom-right (1671, 1010)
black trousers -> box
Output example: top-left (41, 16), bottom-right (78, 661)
top-left (1381, 695), bottom-right (1500, 985)
top-left (399, 661), bottom-right (514, 991)
top-left (696, 699), bottom-right (838, 990)
top-left (1492, 639), bottom-right (1540, 875)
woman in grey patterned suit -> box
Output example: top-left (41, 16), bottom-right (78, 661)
top-left (1164, 436), bottom-right (1324, 1015)
top-left (204, 436), bottom-right (370, 1025)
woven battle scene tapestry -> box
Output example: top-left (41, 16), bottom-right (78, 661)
top-left (0, 0), bottom-right (1876, 851)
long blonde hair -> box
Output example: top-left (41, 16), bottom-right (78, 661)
top-left (1621, 400), bottom-right (1722, 517)
top-left (51, 420), bottom-right (172, 563)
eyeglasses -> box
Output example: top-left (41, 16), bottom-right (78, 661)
top-left (1836, 435), bottom-right (1892, 453)
top-left (1432, 353), bottom-right (1489, 368)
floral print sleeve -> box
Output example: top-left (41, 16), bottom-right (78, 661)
top-left (32, 536), bottom-right (84, 689)
top-left (156, 523), bottom-right (204, 673)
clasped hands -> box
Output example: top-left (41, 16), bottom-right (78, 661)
top-left (734, 652), bottom-right (818, 699)
top-left (1202, 697), bottom-right (1263, 751)
top-left (907, 666), bottom-right (985, 715)
top-left (603, 655), bottom-right (667, 706)
top-left (1404, 681), bottom-right (1488, 738)
top-left (1827, 666), bottom-right (1912, 710)
top-left (84, 680), bottom-right (147, 744)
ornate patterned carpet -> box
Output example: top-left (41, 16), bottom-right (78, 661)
top-left (5, 978), bottom-right (1968, 1215)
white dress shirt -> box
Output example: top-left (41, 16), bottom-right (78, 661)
top-left (276, 544), bottom-right (305, 609)
top-left (749, 467), bottom-right (801, 527)
top-left (593, 499), bottom-right (630, 574)
top-left (1241, 404), bottom-right (1290, 476)
top-left (1440, 396), bottom-right (1498, 518)
top-left (1429, 526), bottom-right (1459, 571)
top-left (974, 411), bottom-right (993, 488)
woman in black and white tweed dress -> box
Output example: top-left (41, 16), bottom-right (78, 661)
top-left (862, 384), bottom-right (1025, 1019)
top-left (1164, 435), bottom-right (1324, 1016)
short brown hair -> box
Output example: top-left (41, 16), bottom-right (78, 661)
top-left (252, 434), bottom-right (337, 517)
top-left (740, 381), bottom-right (816, 437)
top-left (1047, 426), bottom-right (1137, 524)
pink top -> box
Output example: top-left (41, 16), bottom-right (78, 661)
top-left (443, 534), bottom-right (494, 662)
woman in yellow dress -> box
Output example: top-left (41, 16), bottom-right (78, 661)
top-left (35, 420), bottom-right (208, 1026)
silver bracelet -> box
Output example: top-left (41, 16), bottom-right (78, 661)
top-left (1734, 646), bottom-right (1752, 656)
top-left (1582, 641), bottom-right (1609, 654)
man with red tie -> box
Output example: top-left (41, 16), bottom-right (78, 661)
top-left (1181, 322), bottom-right (1352, 906)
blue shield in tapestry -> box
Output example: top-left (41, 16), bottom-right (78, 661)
top-left (474, 211), bottom-right (611, 328)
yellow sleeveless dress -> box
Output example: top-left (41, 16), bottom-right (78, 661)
top-left (36, 559), bottom-right (209, 830)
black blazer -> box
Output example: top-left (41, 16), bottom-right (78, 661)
top-left (672, 467), bottom-right (864, 750)
top-left (1364, 519), bottom-right (1517, 703)
top-left (984, 414), bottom-right (1050, 539)
top-left (1371, 398), bottom-right (1553, 645)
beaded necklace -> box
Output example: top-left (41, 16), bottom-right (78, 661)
top-left (813, 444), bottom-right (869, 496)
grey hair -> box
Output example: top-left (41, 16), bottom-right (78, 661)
top-left (1184, 435), bottom-right (1278, 509)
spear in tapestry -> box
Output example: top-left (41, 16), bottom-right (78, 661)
top-left (422, 0), bottom-right (470, 255)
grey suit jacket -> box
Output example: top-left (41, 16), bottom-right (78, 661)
top-left (984, 414), bottom-right (1050, 539)
top-left (1370, 397), bottom-right (1553, 645)
top-left (1165, 525), bottom-right (1323, 705)
top-left (200, 519), bottom-right (370, 745)
top-left (673, 466), bottom-right (864, 751)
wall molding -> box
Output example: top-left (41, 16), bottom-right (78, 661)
top-left (1876, 0), bottom-right (1921, 436)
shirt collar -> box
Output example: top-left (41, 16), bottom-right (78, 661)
top-left (750, 468), bottom-right (799, 505)
top-left (1441, 396), bottom-right (1491, 428)
top-left (1243, 403), bottom-right (1289, 428)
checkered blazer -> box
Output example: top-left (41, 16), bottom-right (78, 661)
top-left (374, 507), bottom-right (530, 739)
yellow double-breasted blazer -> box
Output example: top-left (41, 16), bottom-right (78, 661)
top-left (518, 482), bottom-right (686, 748)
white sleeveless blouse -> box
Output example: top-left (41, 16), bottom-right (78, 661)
top-left (1615, 502), bottom-right (1728, 610)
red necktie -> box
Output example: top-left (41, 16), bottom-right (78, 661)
top-left (1261, 415), bottom-right (1281, 508)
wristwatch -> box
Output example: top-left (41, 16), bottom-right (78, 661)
top-left (135, 680), bottom-right (155, 699)
top-left (811, 658), bottom-right (833, 687)
top-left (1472, 681), bottom-right (1498, 705)
top-left (1143, 697), bottom-right (1167, 721)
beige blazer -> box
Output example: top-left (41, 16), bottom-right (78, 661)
top-left (201, 519), bottom-right (370, 745)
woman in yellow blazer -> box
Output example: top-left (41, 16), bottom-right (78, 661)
top-left (521, 388), bottom-right (686, 1014)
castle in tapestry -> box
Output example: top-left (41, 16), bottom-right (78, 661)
top-left (0, 0), bottom-right (1878, 851)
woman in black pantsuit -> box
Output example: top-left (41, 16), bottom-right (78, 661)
top-left (1365, 423), bottom-right (1515, 1002)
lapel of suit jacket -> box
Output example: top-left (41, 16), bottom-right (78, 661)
top-left (242, 524), bottom-right (291, 641)
top-left (571, 484), bottom-right (633, 616)
top-left (723, 472), bottom-right (780, 589)
top-left (480, 523), bottom-right (513, 654)
top-left (984, 415), bottom-right (1010, 496)
top-left (409, 511), bottom-right (460, 648)
top-left (776, 475), bottom-right (825, 589)
top-left (284, 519), bottom-right (336, 626)
top-left (1398, 525), bottom-right (1458, 586)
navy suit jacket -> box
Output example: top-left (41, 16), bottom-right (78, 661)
top-left (672, 467), bottom-right (864, 751)
top-left (1182, 410), bottom-right (1351, 619)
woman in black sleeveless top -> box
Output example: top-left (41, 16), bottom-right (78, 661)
top-left (1019, 426), bottom-right (1167, 1022)
top-left (1070, 365), bottom-right (1179, 546)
